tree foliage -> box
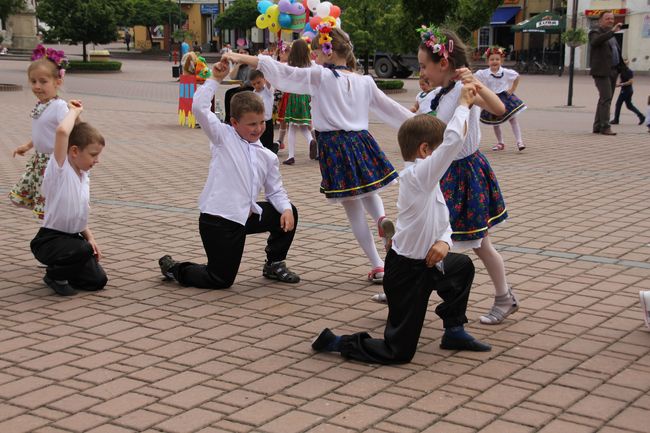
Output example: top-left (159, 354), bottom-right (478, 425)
top-left (36, 0), bottom-right (120, 61)
top-left (126, 0), bottom-right (185, 44)
top-left (214, 0), bottom-right (257, 30)
top-left (0, 0), bottom-right (25, 25)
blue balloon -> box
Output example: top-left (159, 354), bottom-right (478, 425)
top-left (304, 23), bottom-right (313, 33)
top-left (279, 13), bottom-right (292, 28)
top-left (257, 0), bottom-right (273, 14)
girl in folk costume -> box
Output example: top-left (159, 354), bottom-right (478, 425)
top-left (274, 40), bottom-right (291, 150)
top-left (223, 26), bottom-right (413, 283)
top-left (282, 39), bottom-right (318, 165)
top-left (10, 45), bottom-right (69, 219)
top-left (417, 26), bottom-right (520, 324)
top-left (474, 46), bottom-right (527, 151)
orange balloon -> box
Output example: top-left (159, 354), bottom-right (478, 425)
top-left (309, 16), bottom-right (322, 29)
top-left (330, 5), bottom-right (340, 18)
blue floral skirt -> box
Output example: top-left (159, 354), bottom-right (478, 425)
top-left (318, 130), bottom-right (398, 199)
top-left (440, 150), bottom-right (507, 241)
top-left (480, 91), bottom-right (526, 125)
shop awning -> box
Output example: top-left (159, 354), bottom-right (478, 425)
top-left (490, 7), bottom-right (521, 25)
top-left (511, 11), bottom-right (565, 33)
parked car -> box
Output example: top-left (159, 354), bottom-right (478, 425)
top-left (358, 52), bottom-right (418, 78)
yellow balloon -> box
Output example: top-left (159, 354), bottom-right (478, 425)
top-left (256, 14), bottom-right (270, 29)
top-left (322, 16), bottom-right (336, 27)
top-left (256, 4), bottom-right (280, 30)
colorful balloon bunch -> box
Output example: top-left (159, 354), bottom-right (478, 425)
top-left (256, 0), bottom-right (307, 32)
top-left (302, 0), bottom-right (341, 41)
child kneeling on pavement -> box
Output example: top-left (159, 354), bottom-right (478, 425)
top-left (159, 59), bottom-right (300, 288)
top-left (31, 100), bottom-right (108, 296)
top-left (313, 83), bottom-right (491, 363)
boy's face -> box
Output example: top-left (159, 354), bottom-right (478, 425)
top-left (250, 77), bottom-right (266, 92)
top-left (231, 111), bottom-right (266, 143)
top-left (70, 142), bottom-right (104, 172)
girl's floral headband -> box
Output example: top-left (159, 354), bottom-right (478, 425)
top-left (316, 16), bottom-right (337, 55)
top-left (484, 46), bottom-right (506, 58)
top-left (31, 44), bottom-right (69, 78)
top-left (417, 24), bottom-right (453, 59)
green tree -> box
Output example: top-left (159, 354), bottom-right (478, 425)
top-left (36, 0), bottom-right (121, 62)
top-left (214, 0), bottom-right (257, 30)
top-left (126, 0), bottom-right (185, 46)
top-left (0, 0), bottom-right (25, 27)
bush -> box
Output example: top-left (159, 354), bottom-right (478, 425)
top-left (562, 28), bottom-right (588, 47)
top-left (374, 79), bottom-right (404, 90)
top-left (66, 60), bottom-right (122, 72)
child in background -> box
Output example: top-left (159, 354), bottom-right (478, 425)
top-left (274, 41), bottom-right (291, 150)
top-left (411, 76), bottom-right (436, 114)
top-left (10, 45), bottom-right (69, 219)
top-left (313, 86), bottom-right (492, 364)
top-left (30, 100), bottom-right (108, 296)
top-left (610, 60), bottom-right (646, 126)
top-left (223, 27), bottom-right (414, 284)
top-left (417, 26), bottom-right (519, 325)
top-left (250, 69), bottom-right (278, 153)
top-left (282, 39), bottom-right (317, 165)
top-left (159, 60), bottom-right (300, 289)
top-left (474, 46), bottom-right (527, 151)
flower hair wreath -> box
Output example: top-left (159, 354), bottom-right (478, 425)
top-left (316, 16), bottom-right (337, 55)
top-left (484, 46), bottom-right (506, 58)
top-left (31, 44), bottom-right (69, 78)
top-left (417, 24), bottom-right (453, 59)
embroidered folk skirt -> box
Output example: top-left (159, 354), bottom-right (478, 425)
top-left (283, 93), bottom-right (311, 125)
top-left (480, 91), bottom-right (526, 125)
top-left (9, 151), bottom-right (50, 219)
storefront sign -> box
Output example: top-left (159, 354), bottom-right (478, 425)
top-left (200, 4), bottom-right (219, 15)
top-left (584, 9), bottom-right (628, 17)
top-left (537, 16), bottom-right (559, 28)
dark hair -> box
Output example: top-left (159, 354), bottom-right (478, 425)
top-left (28, 58), bottom-right (60, 80)
top-left (230, 91), bottom-right (264, 120)
top-left (248, 69), bottom-right (265, 81)
top-left (69, 122), bottom-right (105, 151)
top-left (311, 27), bottom-right (357, 67)
top-left (288, 39), bottom-right (311, 67)
top-left (418, 29), bottom-right (469, 70)
top-left (397, 114), bottom-right (447, 161)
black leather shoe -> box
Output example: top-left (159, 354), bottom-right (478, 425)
top-left (312, 328), bottom-right (336, 351)
top-left (610, 120), bottom-right (619, 125)
top-left (600, 128), bottom-right (617, 136)
top-left (440, 335), bottom-right (492, 352)
top-left (639, 115), bottom-right (646, 125)
top-left (43, 275), bottom-right (76, 296)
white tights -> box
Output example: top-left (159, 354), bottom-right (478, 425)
top-left (493, 117), bottom-right (523, 145)
top-left (287, 124), bottom-right (312, 159)
top-left (473, 234), bottom-right (509, 296)
top-left (341, 195), bottom-right (386, 269)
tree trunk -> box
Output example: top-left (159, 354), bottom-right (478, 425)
top-left (364, 51), bottom-right (369, 75)
top-left (83, 42), bottom-right (87, 62)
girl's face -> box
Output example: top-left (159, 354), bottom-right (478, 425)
top-left (29, 66), bottom-right (61, 103)
top-left (488, 54), bottom-right (503, 70)
top-left (419, 78), bottom-right (432, 92)
top-left (418, 48), bottom-right (450, 87)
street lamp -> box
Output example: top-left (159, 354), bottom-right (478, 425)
top-left (567, 0), bottom-right (578, 106)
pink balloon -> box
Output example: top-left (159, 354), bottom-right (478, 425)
top-left (309, 16), bottom-right (322, 29)
top-left (329, 5), bottom-right (340, 18)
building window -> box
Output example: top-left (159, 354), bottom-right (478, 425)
top-left (478, 27), bottom-right (491, 51)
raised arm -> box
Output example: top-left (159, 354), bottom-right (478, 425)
top-left (192, 62), bottom-right (230, 146)
top-left (457, 68), bottom-right (505, 115)
top-left (54, 101), bottom-right (83, 167)
top-left (257, 55), bottom-right (320, 94)
top-left (369, 79), bottom-right (415, 129)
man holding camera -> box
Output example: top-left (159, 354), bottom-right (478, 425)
top-left (589, 11), bottom-right (624, 135)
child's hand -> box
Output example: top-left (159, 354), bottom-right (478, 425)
top-left (13, 142), bottom-right (32, 157)
top-left (459, 83), bottom-right (477, 107)
top-left (68, 100), bottom-right (83, 113)
top-left (455, 68), bottom-right (483, 91)
top-left (280, 209), bottom-right (295, 232)
top-left (425, 240), bottom-right (450, 268)
top-left (212, 60), bottom-right (230, 82)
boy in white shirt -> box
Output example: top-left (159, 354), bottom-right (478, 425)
top-left (159, 60), bottom-right (299, 289)
top-left (30, 100), bottom-right (107, 296)
top-left (249, 69), bottom-right (278, 154)
top-left (312, 83), bottom-right (491, 364)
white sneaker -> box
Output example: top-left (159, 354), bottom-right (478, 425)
top-left (640, 291), bottom-right (650, 329)
top-left (371, 293), bottom-right (387, 303)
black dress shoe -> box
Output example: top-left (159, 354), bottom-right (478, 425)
top-left (592, 129), bottom-right (601, 134)
top-left (43, 275), bottom-right (76, 296)
top-left (440, 335), bottom-right (492, 352)
top-left (610, 120), bottom-right (619, 125)
top-left (312, 328), bottom-right (336, 351)
top-left (600, 128), bottom-right (617, 136)
top-left (639, 115), bottom-right (646, 125)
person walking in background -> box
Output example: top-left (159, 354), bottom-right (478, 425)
top-left (610, 59), bottom-right (645, 126)
top-left (124, 30), bottom-right (131, 51)
top-left (589, 11), bottom-right (623, 136)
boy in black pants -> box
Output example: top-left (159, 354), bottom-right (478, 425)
top-left (312, 83), bottom-right (491, 364)
top-left (159, 59), bottom-right (299, 289)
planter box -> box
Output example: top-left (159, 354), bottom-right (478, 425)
top-left (89, 50), bottom-right (110, 62)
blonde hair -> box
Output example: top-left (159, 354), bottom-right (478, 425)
top-left (311, 27), bottom-right (357, 67)
top-left (28, 58), bottom-right (61, 80)
top-left (398, 114), bottom-right (447, 161)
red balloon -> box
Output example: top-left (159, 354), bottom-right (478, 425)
top-left (330, 5), bottom-right (341, 18)
top-left (309, 16), bottom-right (322, 28)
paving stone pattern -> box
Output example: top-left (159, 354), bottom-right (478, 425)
top-left (1, 56), bottom-right (649, 433)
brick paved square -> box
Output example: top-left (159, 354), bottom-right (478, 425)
top-left (1, 53), bottom-right (649, 432)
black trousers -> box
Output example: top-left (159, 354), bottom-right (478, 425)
top-left (30, 228), bottom-right (107, 291)
top-left (224, 85), bottom-right (254, 125)
top-left (339, 250), bottom-right (474, 364)
top-left (593, 69), bottom-right (618, 131)
top-left (174, 203), bottom-right (298, 289)
top-left (260, 119), bottom-right (276, 153)
top-left (613, 89), bottom-right (644, 122)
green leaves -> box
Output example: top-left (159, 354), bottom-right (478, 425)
top-left (214, 0), bottom-right (258, 30)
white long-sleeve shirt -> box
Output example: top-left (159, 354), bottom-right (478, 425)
top-left (42, 158), bottom-right (90, 234)
top-left (474, 67), bottom-right (519, 94)
top-left (257, 55), bottom-right (413, 132)
top-left (392, 106), bottom-right (469, 260)
top-left (33, 98), bottom-right (69, 154)
top-left (193, 80), bottom-right (292, 225)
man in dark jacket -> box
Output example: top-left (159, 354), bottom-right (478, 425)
top-left (589, 11), bottom-right (623, 135)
